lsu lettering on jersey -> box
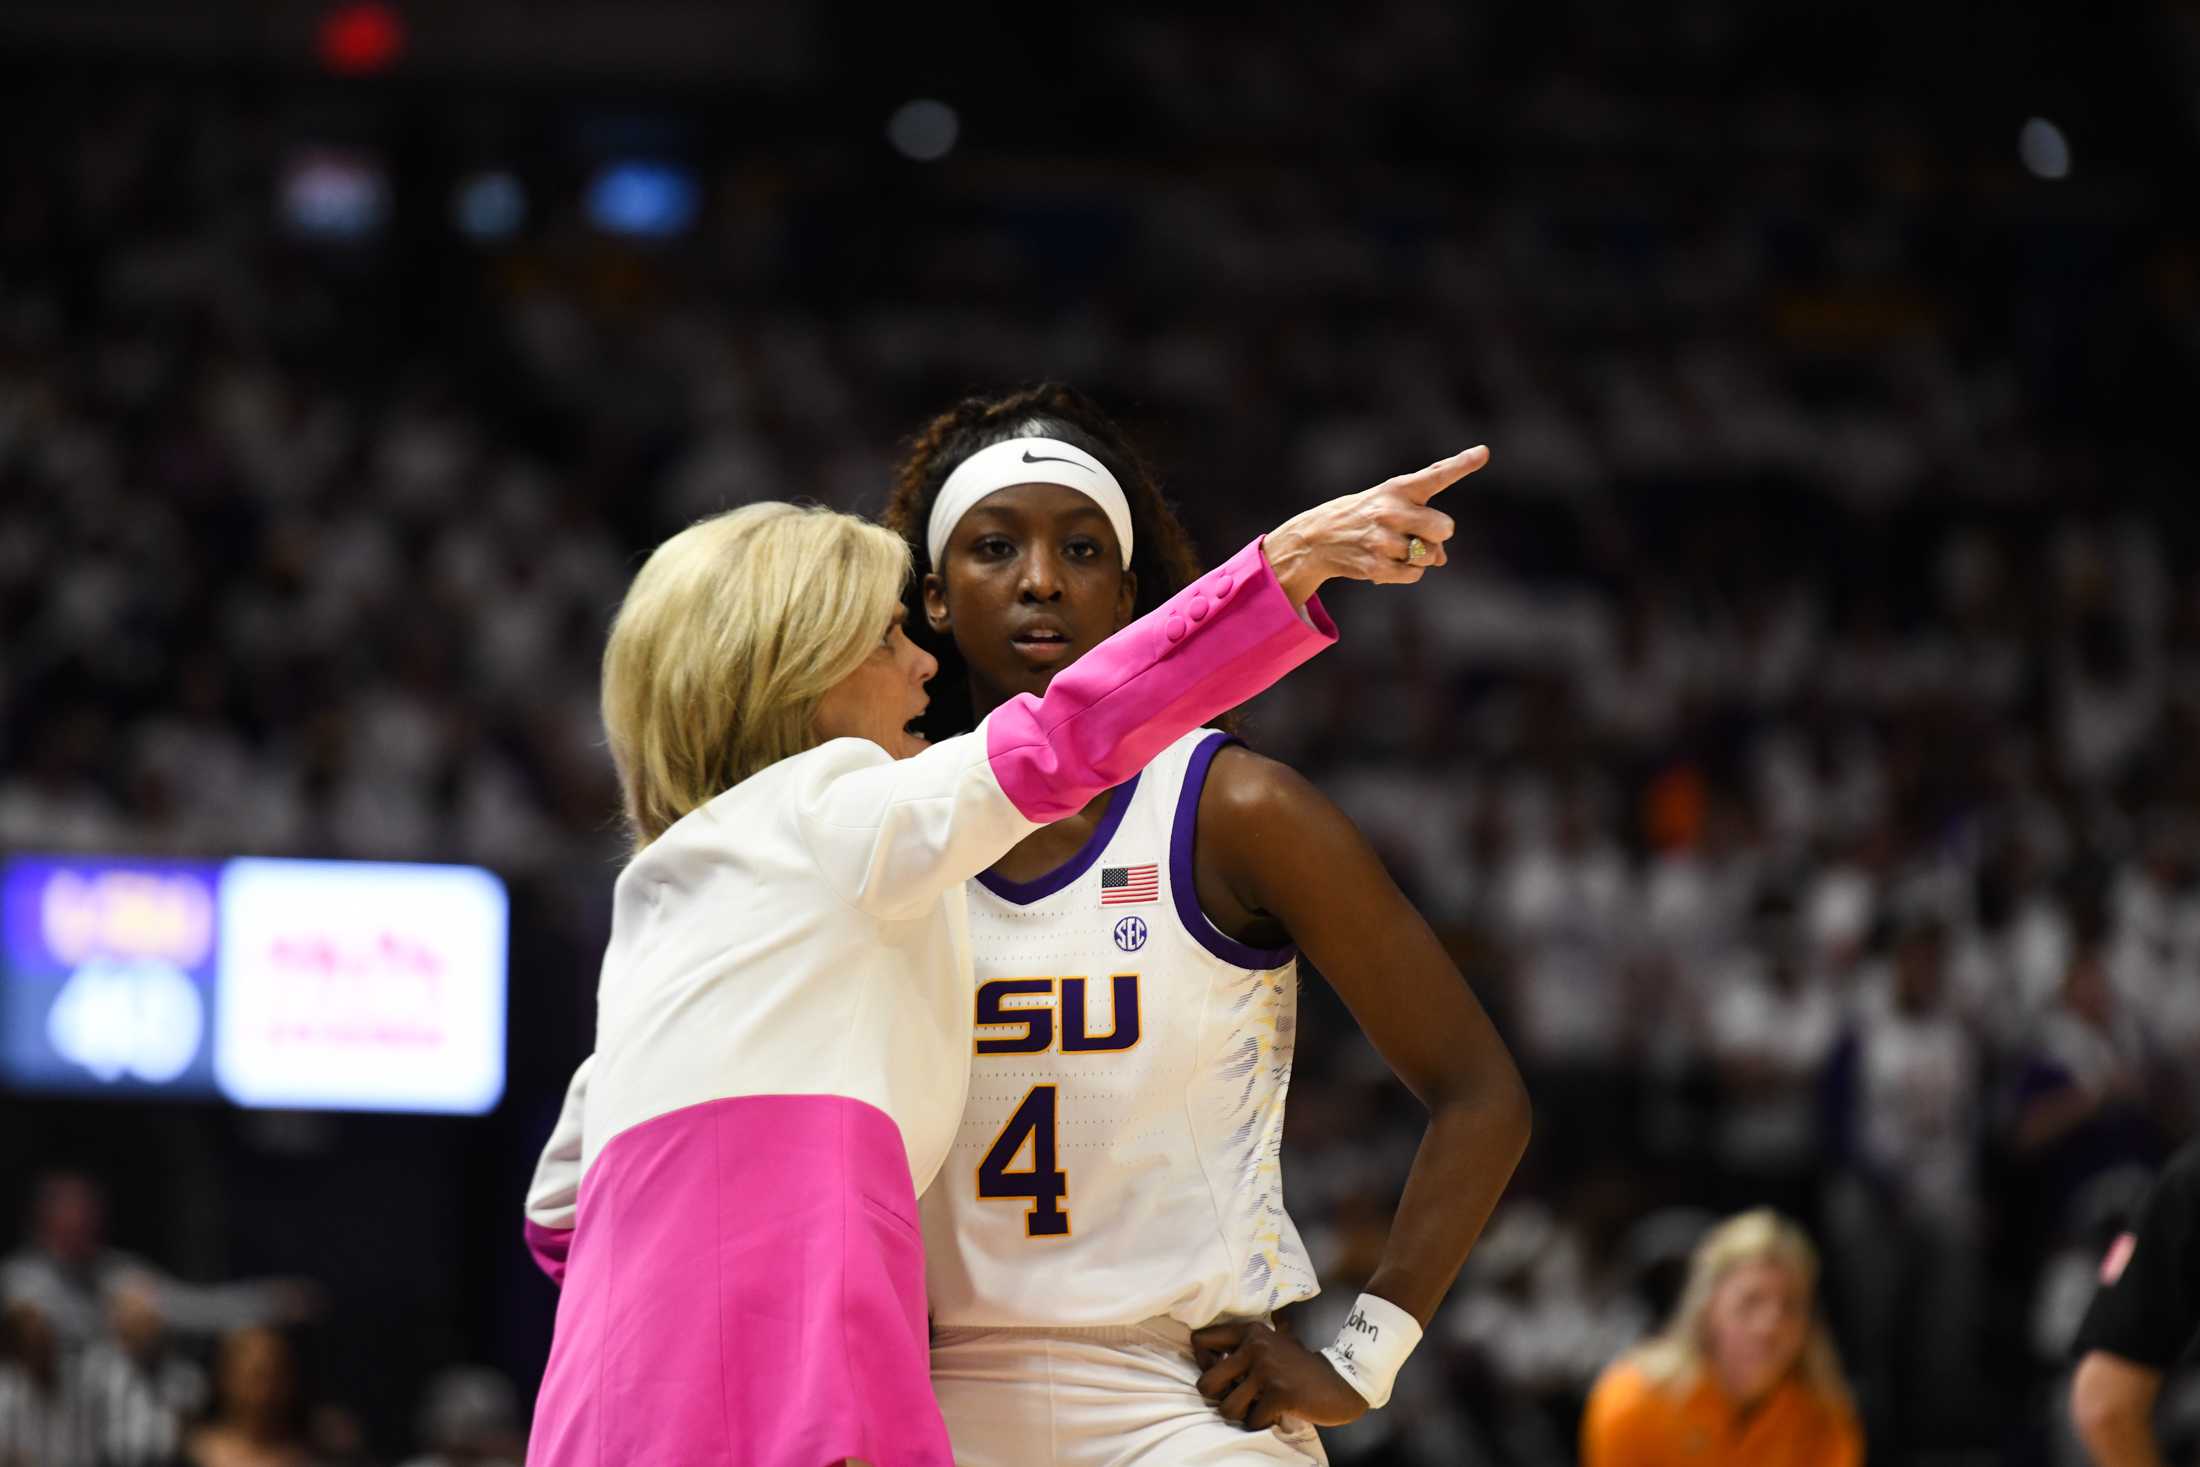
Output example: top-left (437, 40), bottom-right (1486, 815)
top-left (921, 728), bottom-right (1320, 1330)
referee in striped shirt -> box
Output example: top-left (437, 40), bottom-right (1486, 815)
top-left (0, 1293), bottom-right (94, 1467)
top-left (78, 1276), bottom-right (208, 1467)
top-left (1, 1276), bottom-right (207, 1467)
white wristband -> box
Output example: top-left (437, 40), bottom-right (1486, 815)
top-left (1319, 1292), bottom-right (1422, 1410)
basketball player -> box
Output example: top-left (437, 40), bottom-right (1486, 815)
top-left (882, 386), bottom-right (1532, 1463)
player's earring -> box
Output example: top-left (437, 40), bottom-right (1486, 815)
top-left (923, 573), bottom-right (951, 634)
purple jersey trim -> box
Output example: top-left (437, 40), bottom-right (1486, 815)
top-left (1170, 731), bottom-right (1299, 970)
top-left (974, 774), bottom-right (1142, 906)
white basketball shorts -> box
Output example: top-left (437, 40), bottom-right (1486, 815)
top-left (930, 1318), bottom-right (1329, 1467)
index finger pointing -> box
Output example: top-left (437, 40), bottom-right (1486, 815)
top-left (1395, 444), bottom-right (1490, 503)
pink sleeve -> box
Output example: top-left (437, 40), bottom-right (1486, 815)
top-left (794, 536), bottom-right (1334, 919)
top-left (986, 536), bottom-right (1335, 821)
top-left (525, 1219), bottom-right (572, 1287)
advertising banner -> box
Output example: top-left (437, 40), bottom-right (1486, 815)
top-left (0, 854), bottom-right (507, 1114)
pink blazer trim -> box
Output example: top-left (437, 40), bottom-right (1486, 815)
top-left (526, 1094), bottom-right (950, 1467)
top-left (985, 537), bottom-right (1336, 822)
top-left (524, 1219), bottom-right (572, 1287)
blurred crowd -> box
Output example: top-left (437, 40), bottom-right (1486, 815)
top-left (4, 1), bottom-right (2199, 1461)
top-left (0, 1174), bottom-right (523, 1467)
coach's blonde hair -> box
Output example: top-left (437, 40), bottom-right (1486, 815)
top-left (1628, 1208), bottom-right (1854, 1412)
top-left (602, 502), bottom-right (911, 850)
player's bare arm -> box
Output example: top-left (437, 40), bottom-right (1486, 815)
top-left (1190, 746), bottom-right (1531, 1430)
top-left (2072, 1352), bottom-right (2167, 1467)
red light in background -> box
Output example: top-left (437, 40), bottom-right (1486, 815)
top-left (319, 2), bottom-right (404, 76)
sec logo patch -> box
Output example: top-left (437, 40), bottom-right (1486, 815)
top-left (1113, 915), bottom-right (1148, 952)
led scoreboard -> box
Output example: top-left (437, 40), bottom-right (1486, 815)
top-left (1, 854), bottom-right (507, 1114)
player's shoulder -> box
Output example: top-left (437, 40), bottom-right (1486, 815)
top-left (1198, 741), bottom-right (1327, 821)
top-left (1195, 742), bottom-right (1353, 863)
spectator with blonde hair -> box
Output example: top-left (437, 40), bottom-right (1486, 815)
top-left (523, 451), bottom-right (1484, 1466)
top-left (1581, 1209), bottom-right (1861, 1467)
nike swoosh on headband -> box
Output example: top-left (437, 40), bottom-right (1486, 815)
top-left (928, 436), bottom-right (1135, 570)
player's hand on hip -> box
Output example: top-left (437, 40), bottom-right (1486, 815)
top-left (1262, 444), bottom-right (1488, 606)
top-left (1191, 1319), bottom-right (1369, 1432)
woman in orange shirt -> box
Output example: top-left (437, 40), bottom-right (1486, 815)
top-left (1582, 1209), bottom-right (1862, 1467)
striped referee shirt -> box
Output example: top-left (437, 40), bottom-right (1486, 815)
top-left (0, 1360), bottom-right (95, 1467)
top-left (76, 1342), bottom-right (205, 1467)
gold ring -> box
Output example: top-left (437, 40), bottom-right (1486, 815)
top-left (1406, 535), bottom-right (1429, 564)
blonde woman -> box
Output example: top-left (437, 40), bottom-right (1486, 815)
top-left (1581, 1209), bottom-right (1862, 1467)
top-left (522, 448), bottom-right (1487, 1467)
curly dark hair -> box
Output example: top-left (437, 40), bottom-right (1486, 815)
top-left (882, 383), bottom-right (1217, 742)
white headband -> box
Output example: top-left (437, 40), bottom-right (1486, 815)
top-left (926, 436), bottom-right (1135, 571)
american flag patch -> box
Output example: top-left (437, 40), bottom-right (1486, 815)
top-left (1100, 864), bottom-right (1159, 905)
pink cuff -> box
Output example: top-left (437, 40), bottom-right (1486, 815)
top-left (985, 536), bottom-right (1337, 822)
top-left (524, 1218), bottom-right (572, 1286)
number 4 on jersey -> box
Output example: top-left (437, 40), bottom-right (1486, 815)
top-left (977, 1084), bottom-right (1070, 1237)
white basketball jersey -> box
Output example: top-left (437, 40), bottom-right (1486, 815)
top-left (921, 729), bottom-right (1321, 1329)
